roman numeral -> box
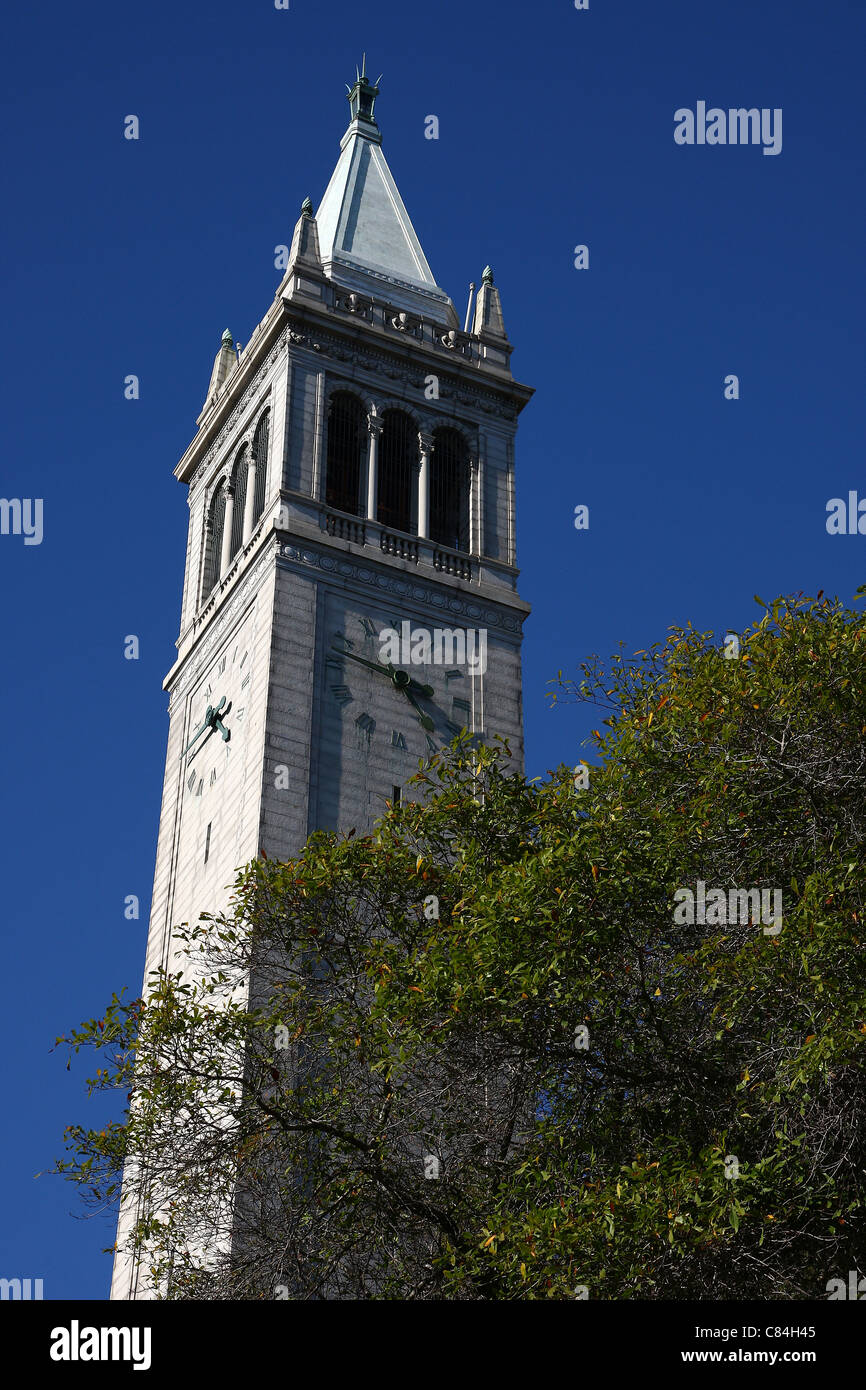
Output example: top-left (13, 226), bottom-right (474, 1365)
top-left (356, 712), bottom-right (375, 740)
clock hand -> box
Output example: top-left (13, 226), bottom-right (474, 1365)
top-left (332, 647), bottom-right (392, 677)
top-left (212, 701), bottom-right (232, 741)
top-left (183, 707), bottom-right (214, 758)
top-left (403, 686), bottom-right (434, 733)
top-left (183, 697), bottom-right (232, 759)
top-left (407, 678), bottom-right (434, 699)
top-left (332, 647), bottom-right (421, 692)
top-left (186, 722), bottom-right (216, 764)
top-left (331, 646), bottom-right (434, 706)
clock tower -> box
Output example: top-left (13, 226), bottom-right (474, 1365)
top-left (111, 61), bottom-right (533, 1299)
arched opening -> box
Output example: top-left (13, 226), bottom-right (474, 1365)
top-left (252, 410), bottom-right (269, 526)
top-left (325, 392), bottom-right (365, 516)
top-left (377, 409), bottom-right (415, 534)
top-left (229, 445), bottom-right (249, 560)
top-left (430, 427), bottom-right (470, 552)
top-left (203, 478), bottom-right (226, 597)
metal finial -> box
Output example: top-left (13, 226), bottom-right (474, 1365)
top-left (221, 328), bottom-right (233, 346)
top-left (347, 57), bottom-right (380, 124)
top-left (301, 196), bottom-right (313, 217)
top-left (482, 265), bottom-right (494, 285)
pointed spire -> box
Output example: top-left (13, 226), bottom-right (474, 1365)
top-left (315, 65), bottom-right (455, 323)
top-left (203, 328), bottom-right (237, 410)
top-left (288, 196), bottom-right (322, 270)
top-left (279, 197), bottom-right (326, 305)
top-left (473, 265), bottom-right (508, 341)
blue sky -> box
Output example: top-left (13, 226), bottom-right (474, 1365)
top-left (1, 0), bottom-right (863, 1299)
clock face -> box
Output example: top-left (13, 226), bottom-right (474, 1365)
top-left (315, 597), bottom-right (481, 833)
top-left (174, 609), bottom-right (259, 899)
top-left (184, 627), bottom-right (252, 804)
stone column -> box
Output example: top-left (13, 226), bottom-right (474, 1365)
top-left (219, 481), bottom-right (235, 578)
top-left (241, 441), bottom-right (257, 545)
top-left (417, 431), bottom-right (433, 540)
top-left (366, 415), bottom-right (382, 521)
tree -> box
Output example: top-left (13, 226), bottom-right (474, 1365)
top-left (56, 590), bottom-right (866, 1299)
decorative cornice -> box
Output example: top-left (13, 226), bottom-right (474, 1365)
top-left (276, 539), bottom-right (525, 634)
top-left (326, 255), bottom-right (451, 308)
top-left (284, 320), bottom-right (521, 421)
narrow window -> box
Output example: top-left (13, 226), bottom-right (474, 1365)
top-left (204, 480), bottom-right (226, 597)
top-left (392, 785), bottom-right (402, 806)
top-left (430, 427), bottom-right (470, 552)
top-left (204, 822), bottom-right (212, 864)
top-left (325, 392), bottom-right (365, 515)
top-left (252, 410), bottom-right (270, 525)
top-left (378, 409), bottom-right (415, 534)
top-left (229, 445), bottom-right (249, 560)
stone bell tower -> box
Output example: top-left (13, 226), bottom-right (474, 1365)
top-left (111, 59), bottom-right (533, 1299)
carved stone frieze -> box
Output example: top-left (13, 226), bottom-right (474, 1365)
top-left (281, 321), bottom-right (519, 419)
